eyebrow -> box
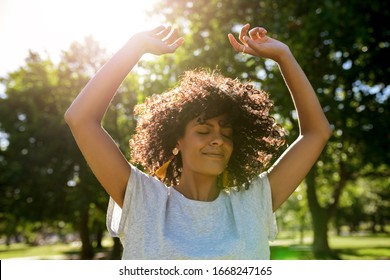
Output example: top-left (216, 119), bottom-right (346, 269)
top-left (194, 119), bottom-right (232, 129)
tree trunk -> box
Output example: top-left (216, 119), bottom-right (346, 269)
top-left (306, 167), bottom-right (336, 259)
top-left (95, 225), bottom-right (103, 249)
top-left (110, 237), bottom-right (123, 260)
top-left (311, 208), bottom-right (333, 258)
top-left (299, 214), bottom-right (305, 245)
top-left (79, 205), bottom-right (94, 259)
top-left (6, 234), bottom-right (11, 246)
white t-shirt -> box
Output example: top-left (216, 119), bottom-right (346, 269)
top-left (107, 164), bottom-right (277, 260)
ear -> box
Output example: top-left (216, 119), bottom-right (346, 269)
top-left (176, 140), bottom-right (182, 150)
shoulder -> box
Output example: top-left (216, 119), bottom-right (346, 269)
top-left (252, 172), bottom-right (271, 191)
top-left (252, 172), bottom-right (272, 203)
top-left (128, 164), bottom-right (160, 186)
top-left (126, 164), bottom-right (168, 200)
top-left (231, 172), bottom-right (273, 210)
top-left (241, 172), bottom-right (271, 196)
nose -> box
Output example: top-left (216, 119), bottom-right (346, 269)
top-left (210, 133), bottom-right (224, 146)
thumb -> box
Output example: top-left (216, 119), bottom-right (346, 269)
top-left (244, 36), bottom-right (255, 48)
top-left (244, 35), bottom-right (266, 57)
top-left (172, 37), bottom-right (185, 51)
top-left (242, 35), bottom-right (258, 55)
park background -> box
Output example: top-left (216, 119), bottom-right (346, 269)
top-left (0, 0), bottom-right (389, 260)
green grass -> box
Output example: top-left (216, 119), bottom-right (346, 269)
top-left (270, 233), bottom-right (390, 260)
top-left (1, 234), bottom-right (389, 260)
top-left (0, 242), bottom-right (80, 259)
top-left (330, 235), bottom-right (390, 260)
top-left (271, 244), bottom-right (314, 260)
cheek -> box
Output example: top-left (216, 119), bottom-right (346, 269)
top-left (180, 133), bottom-right (207, 148)
top-left (178, 136), bottom-right (202, 159)
top-left (226, 141), bottom-right (234, 157)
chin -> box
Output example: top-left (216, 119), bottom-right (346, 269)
top-left (200, 167), bottom-right (225, 176)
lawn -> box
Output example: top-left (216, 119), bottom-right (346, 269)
top-left (329, 234), bottom-right (390, 260)
top-left (0, 242), bottom-right (80, 259)
top-left (1, 234), bottom-right (389, 260)
top-left (270, 233), bottom-right (390, 260)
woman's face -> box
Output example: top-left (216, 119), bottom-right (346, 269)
top-left (177, 114), bottom-right (233, 177)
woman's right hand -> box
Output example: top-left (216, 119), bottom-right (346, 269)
top-left (132, 25), bottom-right (185, 56)
top-left (65, 24), bottom-right (183, 209)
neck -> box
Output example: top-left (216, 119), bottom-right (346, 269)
top-left (176, 171), bottom-right (220, 202)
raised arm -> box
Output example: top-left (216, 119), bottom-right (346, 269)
top-left (65, 26), bottom-right (184, 208)
top-left (228, 24), bottom-right (332, 211)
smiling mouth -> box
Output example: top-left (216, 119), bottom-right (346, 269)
top-left (202, 152), bottom-right (225, 159)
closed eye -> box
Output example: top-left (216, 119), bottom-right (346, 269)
top-left (222, 133), bottom-right (232, 139)
top-left (195, 124), bottom-right (232, 139)
top-left (196, 124), bottom-right (210, 134)
top-left (221, 128), bottom-right (233, 139)
top-left (197, 131), bottom-right (209, 135)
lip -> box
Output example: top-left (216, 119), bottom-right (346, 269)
top-left (202, 152), bottom-right (225, 159)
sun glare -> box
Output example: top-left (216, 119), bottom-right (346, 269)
top-left (42, 0), bottom-right (161, 51)
top-left (48, 0), bottom-right (161, 49)
top-left (1, 0), bottom-right (162, 76)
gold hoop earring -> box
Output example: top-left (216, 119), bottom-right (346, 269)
top-left (155, 147), bottom-right (179, 180)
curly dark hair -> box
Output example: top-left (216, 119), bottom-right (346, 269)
top-left (130, 68), bottom-right (286, 190)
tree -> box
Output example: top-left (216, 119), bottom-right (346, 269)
top-left (299, 0), bottom-right (390, 258)
top-left (0, 52), bottom-right (73, 239)
top-left (56, 36), bottom-right (143, 259)
top-left (56, 36), bottom-right (110, 259)
top-left (0, 36), bottom-right (134, 259)
top-left (1, 0), bottom-right (388, 260)
top-left (150, 0), bottom-right (390, 258)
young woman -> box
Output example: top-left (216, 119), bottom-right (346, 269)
top-left (65, 23), bottom-right (332, 259)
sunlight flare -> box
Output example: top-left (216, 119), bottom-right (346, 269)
top-left (1, 0), bottom-right (162, 75)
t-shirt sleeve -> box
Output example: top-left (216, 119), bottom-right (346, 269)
top-left (256, 172), bottom-right (278, 241)
top-left (106, 164), bottom-right (144, 238)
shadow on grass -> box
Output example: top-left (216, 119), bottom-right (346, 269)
top-left (62, 247), bottom-right (112, 260)
top-left (335, 246), bottom-right (390, 260)
top-left (271, 245), bottom-right (390, 260)
top-left (270, 245), bottom-right (314, 260)
top-left (0, 248), bottom-right (28, 254)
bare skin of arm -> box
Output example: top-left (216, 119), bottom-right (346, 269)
top-left (228, 24), bottom-right (332, 211)
top-left (65, 26), bottom-right (184, 208)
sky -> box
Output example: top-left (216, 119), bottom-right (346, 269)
top-left (0, 0), bottom-right (161, 77)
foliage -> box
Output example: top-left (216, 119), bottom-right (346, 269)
top-left (0, 36), bottom-right (139, 258)
top-left (0, 0), bottom-right (389, 259)
top-left (150, 0), bottom-right (389, 258)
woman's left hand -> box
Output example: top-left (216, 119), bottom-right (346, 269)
top-left (228, 23), bottom-right (290, 63)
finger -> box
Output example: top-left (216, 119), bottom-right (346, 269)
top-left (239, 23), bottom-right (250, 45)
top-left (161, 37), bottom-right (185, 54)
top-left (248, 27), bottom-right (267, 40)
top-left (148, 25), bottom-right (165, 35)
top-left (163, 28), bottom-right (179, 45)
top-left (241, 36), bottom-right (261, 56)
top-left (243, 35), bottom-right (259, 52)
top-left (156, 26), bottom-right (172, 39)
top-left (228, 33), bottom-right (245, 52)
top-left (174, 37), bottom-right (185, 46)
top-left (169, 37), bottom-right (185, 52)
top-left (249, 27), bottom-right (260, 40)
top-left (258, 27), bottom-right (268, 39)
top-left (260, 27), bottom-right (268, 36)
